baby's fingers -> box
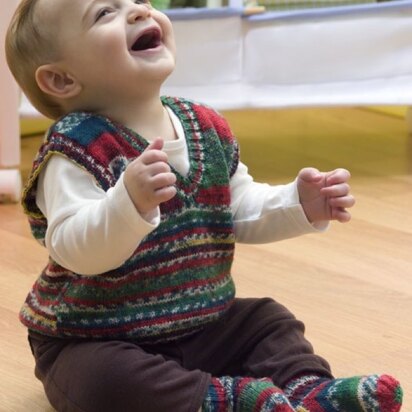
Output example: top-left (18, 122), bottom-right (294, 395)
top-left (298, 167), bottom-right (322, 183)
top-left (325, 168), bottom-right (351, 185)
top-left (321, 182), bottom-right (351, 197)
top-left (141, 148), bottom-right (169, 166)
top-left (144, 172), bottom-right (177, 207)
top-left (151, 171), bottom-right (177, 191)
top-left (329, 194), bottom-right (356, 209)
top-left (331, 208), bottom-right (352, 223)
top-left (153, 183), bottom-right (177, 204)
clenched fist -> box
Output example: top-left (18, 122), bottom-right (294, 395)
top-left (123, 137), bottom-right (177, 215)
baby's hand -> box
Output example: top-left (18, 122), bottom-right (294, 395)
top-left (297, 167), bottom-right (355, 224)
top-left (123, 137), bottom-right (177, 215)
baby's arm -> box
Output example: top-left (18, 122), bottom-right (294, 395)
top-left (231, 164), bottom-right (354, 244)
top-left (37, 140), bottom-right (175, 275)
top-left (231, 163), bottom-right (328, 243)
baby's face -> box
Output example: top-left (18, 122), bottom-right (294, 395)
top-left (39, 0), bottom-right (176, 103)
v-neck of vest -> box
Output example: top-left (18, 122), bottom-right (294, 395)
top-left (102, 96), bottom-right (204, 194)
top-left (160, 96), bottom-right (204, 193)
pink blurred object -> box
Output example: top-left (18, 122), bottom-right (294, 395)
top-left (0, 0), bottom-right (21, 202)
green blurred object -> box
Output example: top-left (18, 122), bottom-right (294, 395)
top-left (151, 0), bottom-right (206, 8)
top-left (151, 0), bottom-right (171, 9)
top-left (257, 0), bottom-right (376, 10)
top-left (170, 0), bottom-right (207, 7)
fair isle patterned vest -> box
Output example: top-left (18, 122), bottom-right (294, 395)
top-left (20, 97), bottom-right (239, 342)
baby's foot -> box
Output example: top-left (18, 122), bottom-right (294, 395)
top-left (203, 376), bottom-right (294, 411)
top-left (284, 374), bottom-right (403, 412)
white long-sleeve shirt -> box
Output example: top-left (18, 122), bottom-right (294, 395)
top-left (36, 108), bottom-right (327, 276)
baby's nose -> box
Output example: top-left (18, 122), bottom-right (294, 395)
top-left (127, 3), bottom-right (152, 23)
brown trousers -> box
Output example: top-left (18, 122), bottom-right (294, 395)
top-left (28, 298), bottom-right (332, 412)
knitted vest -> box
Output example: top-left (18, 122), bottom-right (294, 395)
top-left (20, 97), bottom-right (239, 342)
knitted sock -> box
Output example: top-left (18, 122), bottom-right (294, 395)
top-left (202, 376), bottom-right (294, 412)
top-left (284, 374), bottom-right (403, 412)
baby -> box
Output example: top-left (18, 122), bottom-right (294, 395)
top-left (6, 0), bottom-right (402, 411)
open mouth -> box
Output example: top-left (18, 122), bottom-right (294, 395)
top-left (131, 28), bottom-right (162, 52)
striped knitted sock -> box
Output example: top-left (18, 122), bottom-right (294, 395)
top-left (202, 376), bottom-right (294, 412)
top-left (284, 374), bottom-right (403, 412)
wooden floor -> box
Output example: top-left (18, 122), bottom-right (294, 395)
top-left (1, 107), bottom-right (411, 411)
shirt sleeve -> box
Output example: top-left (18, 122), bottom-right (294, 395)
top-left (36, 155), bottom-right (160, 275)
top-left (230, 162), bottom-right (329, 244)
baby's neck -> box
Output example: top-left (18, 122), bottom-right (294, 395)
top-left (133, 106), bottom-right (177, 142)
top-left (100, 96), bottom-right (177, 142)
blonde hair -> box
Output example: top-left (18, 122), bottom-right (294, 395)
top-left (5, 0), bottom-right (63, 119)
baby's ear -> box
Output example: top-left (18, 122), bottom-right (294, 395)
top-left (35, 64), bottom-right (81, 99)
